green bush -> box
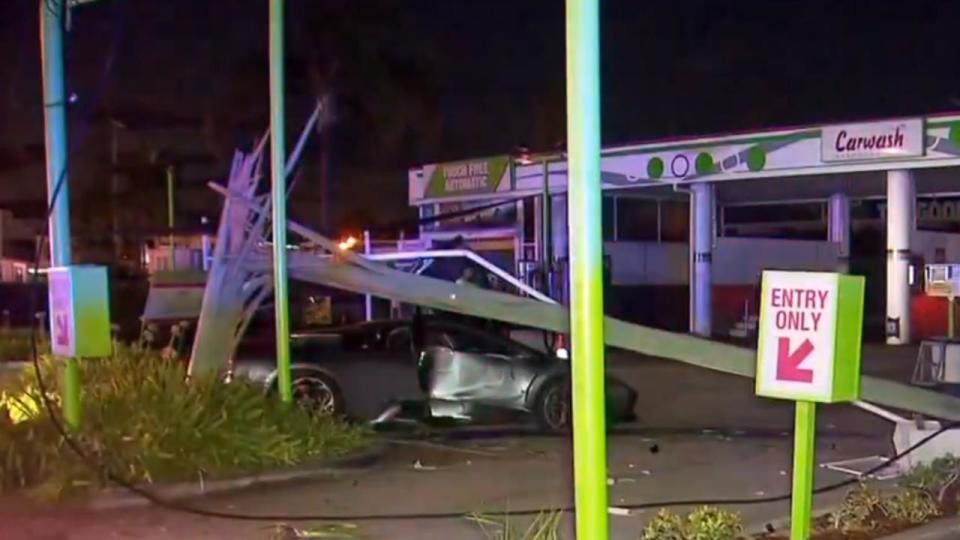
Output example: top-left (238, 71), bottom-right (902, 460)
top-left (641, 507), bottom-right (743, 540)
top-left (0, 345), bottom-right (370, 499)
top-left (641, 509), bottom-right (686, 540)
top-left (883, 489), bottom-right (941, 525)
top-left (902, 454), bottom-right (960, 493)
top-left (829, 486), bottom-right (885, 533)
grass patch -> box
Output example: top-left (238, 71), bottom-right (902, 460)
top-left (0, 344), bottom-right (371, 499)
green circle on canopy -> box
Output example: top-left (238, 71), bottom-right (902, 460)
top-left (949, 122), bottom-right (960, 146)
top-left (647, 157), bottom-right (664, 179)
top-left (695, 152), bottom-right (714, 175)
top-left (747, 146), bottom-right (767, 171)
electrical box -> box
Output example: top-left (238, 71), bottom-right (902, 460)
top-left (925, 264), bottom-right (960, 297)
top-left (48, 266), bottom-right (112, 358)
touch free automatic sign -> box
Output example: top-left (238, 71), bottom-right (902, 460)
top-left (756, 271), bottom-right (865, 404)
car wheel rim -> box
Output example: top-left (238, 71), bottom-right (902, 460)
top-left (543, 387), bottom-right (570, 429)
top-left (293, 377), bottom-right (336, 415)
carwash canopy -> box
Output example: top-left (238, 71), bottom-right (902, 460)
top-left (408, 113), bottom-right (960, 344)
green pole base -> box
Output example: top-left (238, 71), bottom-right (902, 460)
top-left (791, 401), bottom-right (817, 540)
top-left (63, 357), bottom-right (81, 429)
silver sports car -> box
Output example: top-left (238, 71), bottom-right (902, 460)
top-left (231, 317), bottom-right (637, 433)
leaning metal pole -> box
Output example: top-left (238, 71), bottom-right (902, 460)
top-left (269, 0), bottom-right (293, 403)
top-left (566, 0), bottom-right (608, 538)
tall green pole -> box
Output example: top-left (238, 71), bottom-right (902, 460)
top-left (166, 165), bottom-right (176, 270)
top-left (566, 0), bottom-right (609, 538)
top-left (269, 0), bottom-right (293, 404)
top-left (40, 0), bottom-right (80, 429)
top-left (791, 401), bottom-right (817, 540)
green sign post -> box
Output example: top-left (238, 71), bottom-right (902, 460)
top-left (565, 0), bottom-right (608, 538)
top-left (756, 271), bottom-right (865, 539)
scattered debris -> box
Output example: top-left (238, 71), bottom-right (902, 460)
top-left (649, 444), bottom-right (660, 454)
top-left (607, 477), bottom-right (638, 485)
top-left (822, 456), bottom-right (902, 480)
top-left (412, 459), bottom-right (438, 471)
top-left (608, 506), bottom-right (632, 516)
top-left (268, 524), bottom-right (360, 539)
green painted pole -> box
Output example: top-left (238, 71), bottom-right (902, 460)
top-left (565, 0), bottom-right (608, 538)
top-left (791, 401), bottom-right (817, 540)
top-left (166, 165), bottom-right (176, 270)
top-left (40, 0), bottom-right (80, 429)
top-left (269, 0), bottom-right (293, 404)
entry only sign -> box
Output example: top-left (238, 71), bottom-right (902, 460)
top-left (756, 271), bottom-right (865, 403)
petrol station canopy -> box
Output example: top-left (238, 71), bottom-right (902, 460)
top-left (408, 113), bottom-right (960, 206)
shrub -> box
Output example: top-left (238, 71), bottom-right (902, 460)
top-left (902, 454), bottom-right (960, 493)
top-left (0, 344), bottom-right (370, 499)
top-left (641, 507), bottom-right (743, 540)
top-left (685, 506), bottom-right (744, 540)
top-left (641, 509), bottom-right (686, 540)
top-left (883, 489), bottom-right (941, 525)
top-left (829, 485), bottom-right (885, 533)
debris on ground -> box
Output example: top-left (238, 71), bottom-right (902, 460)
top-left (268, 523), bottom-right (360, 539)
top-left (412, 459), bottom-right (439, 471)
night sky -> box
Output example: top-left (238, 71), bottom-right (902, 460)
top-left (2, 0), bottom-right (960, 232)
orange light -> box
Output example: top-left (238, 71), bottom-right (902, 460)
top-left (338, 236), bottom-right (358, 251)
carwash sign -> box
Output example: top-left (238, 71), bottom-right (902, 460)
top-left (756, 271), bottom-right (865, 403)
top-left (821, 118), bottom-right (924, 163)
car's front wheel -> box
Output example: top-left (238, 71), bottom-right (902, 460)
top-left (534, 378), bottom-right (572, 433)
top-left (279, 368), bottom-right (346, 417)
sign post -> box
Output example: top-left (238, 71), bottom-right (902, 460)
top-left (756, 271), bottom-right (865, 540)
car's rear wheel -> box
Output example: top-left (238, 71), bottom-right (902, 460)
top-left (284, 369), bottom-right (346, 417)
top-left (534, 378), bottom-right (572, 433)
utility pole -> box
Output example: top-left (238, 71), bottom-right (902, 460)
top-left (269, 0), bottom-right (293, 404)
top-left (566, 0), bottom-right (608, 537)
top-left (40, 0), bottom-right (80, 428)
top-left (166, 165), bottom-right (176, 270)
top-left (111, 120), bottom-right (123, 264)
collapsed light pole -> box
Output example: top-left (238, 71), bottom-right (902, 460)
top-left (565, 0), bottom-right (608, 538)
top-left (269, 0), bottom-right (293, 403)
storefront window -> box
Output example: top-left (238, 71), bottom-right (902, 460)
top-left (616, 198), bottom-right (658, 241)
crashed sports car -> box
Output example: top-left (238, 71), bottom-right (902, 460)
top-left (231, 317), bottom-right (637, 432)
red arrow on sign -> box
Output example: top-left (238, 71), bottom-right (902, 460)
top-left (55, 313), bottom-right (70, 347)
top-left (776, 337), bottom-right (814, 383)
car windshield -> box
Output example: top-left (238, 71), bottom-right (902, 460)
top-left (431, 323), bottom-right (538, 359)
